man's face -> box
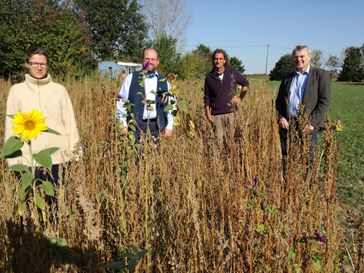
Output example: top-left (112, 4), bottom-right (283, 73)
top-left (26, 54), bottom-right (48, 79)
top-left (293, 49), bottom-right (311, 72)
top-left (143, 49), bottom-right (160, 73)
top-left (213, 53), bottom-right (226, 71)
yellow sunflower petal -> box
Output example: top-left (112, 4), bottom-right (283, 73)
top-left (11, 110), bottom-right (48, 142)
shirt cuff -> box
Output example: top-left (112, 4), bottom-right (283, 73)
top-left (165, 121), bottom-right (174, 131)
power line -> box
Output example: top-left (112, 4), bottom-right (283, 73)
top-left (186, 43), bottom-right (342, 55)
top-left (186, 44), bottom-right (267, 48)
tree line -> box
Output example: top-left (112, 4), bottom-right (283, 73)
top-left (269, 45), bottom-right (364, 82)
top-left (0, 0), bottom-right (147, 79)
top-left (0, 0), bottom-right (245, 81)
top-left (1, 0), bottom-right (362, 82)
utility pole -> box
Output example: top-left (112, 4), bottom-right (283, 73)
top-left (265, 43), bottom-right (270, 75)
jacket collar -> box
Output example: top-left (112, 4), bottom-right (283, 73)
top-left (25, 74), bottom-right (52, 86)
top-left (209, 65), bottom-right (232, 78)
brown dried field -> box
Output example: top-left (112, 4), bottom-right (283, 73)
top-left (0, 77), bottom-right (356, 272)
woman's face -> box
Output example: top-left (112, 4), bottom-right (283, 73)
top-left (26, 54), bottom-right (48, 79)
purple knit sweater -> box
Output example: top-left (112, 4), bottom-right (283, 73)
top-left (204, 65), bottom-right (249, 115)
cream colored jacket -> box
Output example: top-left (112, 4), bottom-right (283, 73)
top-left (5, 74), bottom-right (81, 166)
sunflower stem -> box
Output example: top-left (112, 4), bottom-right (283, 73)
top-left (28, 142), bottom-right (37, 217)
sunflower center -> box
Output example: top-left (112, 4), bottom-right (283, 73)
top-left (24, 120), bottom-right (36, 130)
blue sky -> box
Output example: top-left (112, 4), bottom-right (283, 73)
top-left (183, 0), bottom-right (364, 74)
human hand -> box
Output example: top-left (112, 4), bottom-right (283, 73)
top-left (231, 96), bottom-right (242, 106)
top-left (121, 126), bottom-right (128, 135)
top-left (163, 129), bottom-right (172, 138)
top-left (206, 114), bottom-right (214, 124)
top-left (278, 117), bottom-right (289, 129)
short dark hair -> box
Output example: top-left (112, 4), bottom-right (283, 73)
top-left (211, 48), bottom-right (229, 65)
top-left (26, 46), bottom-right (49, 64)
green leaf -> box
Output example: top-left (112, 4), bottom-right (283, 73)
top-left (41, 180), bottom-right (55, 197)
top-left (104, 261), bottom-right (125, 271)
top-left (312, 260), bottom-right (321, 272)
top-left (19, 172), bottom-right (33, 201)
top-left (177, 99), bottom-right (188, 113)
top-left (41, 147), bottom-right (59, 155)
top-left (265, 205), bottom-right (278, 215)
top-left (293, 264), bottom-right (301, 273)
top-left (46, 127), bottom-right (61, 135)
top-left (164, 104), bottom-right (173, 112)
top-left (21, 172), bottom-right (33, 187)
top-left (18, 201), bottom-right (27, 216)
top-left (33, 150), bottom-right (53, 170)
top-left (19, 187), bottom-right (31, 201)
top-left (128, 123), bottom-right (136, 132)
top-left (35, 193), bottom-right (45, 211)
top-left (56, 237), bottom-right (68, 247)
top-left (9, 164), bottom-right (28, 172)
top-left (3, 150), bottom-right (22, 159)
top-left (1, 136), bottom-right (23, 158)
top-left (288, 248), bottom-right (296, 260)
top-left (256, 223), bottom-right (265, 234)
top-left (247, 201), bottom-right (255, 210)
top-left (128, 248), bottom-right (147, 272)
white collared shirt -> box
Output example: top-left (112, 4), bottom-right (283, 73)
top-left (288, 66), bottom-right (310, 117)
top-left (116, 71), bottom-right (174, 130)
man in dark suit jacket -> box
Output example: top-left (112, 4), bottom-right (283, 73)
top-left (275, 45), bottom-right (331, 161)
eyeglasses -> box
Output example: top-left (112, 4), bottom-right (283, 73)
top-left (29, 62), bottom-right (48, 68)
top-left (144, 58), bottom-right (157, 62)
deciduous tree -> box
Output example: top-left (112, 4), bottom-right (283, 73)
top-left (75, 0), bottom-right (148, 61)
top-left (152, 35), bottom-right (182, 76)
top-left (269, 54), bottom-right (295, 81)
top-left (325, 55), bottom-right (340, 79)
top-left (230, 56), bottom-right (245, 74)
top-left (192, 44), bottom-right (212, 64)
top-left (181, 52), bottom-right (210, 80)
top-left (141, 0), bottom-right (191, 45)
top-left (311, 49), bottom-right (323, 68)
top-left (0, 0), bottom-right (95, 79)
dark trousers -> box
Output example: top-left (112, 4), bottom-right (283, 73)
top-left (279, 127), bottom-right (318, 156)
top-left (279, 125), bottom-right (319, 175)
top-left (34, 164), bottom-right (62, 184)
top-left (135, 119), bottom-right (160, 143)
top-left (34, 164), bottom-right (66, 223)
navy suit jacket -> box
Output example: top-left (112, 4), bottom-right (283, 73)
top-left (275, 67), bottom-right (331, 129)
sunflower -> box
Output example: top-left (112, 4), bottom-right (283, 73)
top-left (166, 73), bottom-right (177, 83)
top-left (12, 110), bottom-right (48, 142)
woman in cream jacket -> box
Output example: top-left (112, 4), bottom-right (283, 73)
top-left (4, 46), bottom-right (81, 182)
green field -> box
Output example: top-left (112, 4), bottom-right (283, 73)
top-left (329, 82), bottom-right (364, 213)
top-left (269, 80), bottom-right (364, 214)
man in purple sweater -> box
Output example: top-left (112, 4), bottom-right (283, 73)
top-left (204, 49), bottom-right (249, 146)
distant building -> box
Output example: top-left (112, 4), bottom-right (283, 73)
top-left (117, 61), bottom-right (143, 75)
top-left (98, 61), bottom-right (142, 79)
